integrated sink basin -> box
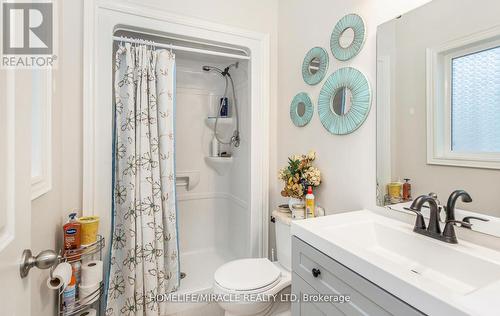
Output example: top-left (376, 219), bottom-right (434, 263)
top-left (291, 210), bottom-right (500, 316)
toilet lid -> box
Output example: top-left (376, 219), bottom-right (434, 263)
top-left (214, 258), bottom-right (281, 291)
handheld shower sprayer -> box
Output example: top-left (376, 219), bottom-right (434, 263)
top-left (202, 62), bottom-right (241, 148)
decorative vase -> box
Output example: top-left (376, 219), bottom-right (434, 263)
top-left (288, 197), bottom-right (304, 210)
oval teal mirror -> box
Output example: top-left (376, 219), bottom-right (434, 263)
top-left (302, 47), bottom-right (329, 85)
top-left (330, 14), bottom-right (366, 61)
top-left (290, 92), bottom-right (313, 127)
top-left (318, 67), bottom-right (371, 135)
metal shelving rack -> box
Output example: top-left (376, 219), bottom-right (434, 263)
top-left (57, 235), bottom-right (105, 316)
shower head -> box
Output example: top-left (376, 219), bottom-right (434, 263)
top-left (202, 65), bottom-right (223, 73)
top-left (202, 62), bottom-right (239, 76)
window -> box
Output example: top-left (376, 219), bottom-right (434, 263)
top-left (451, 46), bottom-right (500, 153)
top-left (427, 27), bottom-right (500, 169)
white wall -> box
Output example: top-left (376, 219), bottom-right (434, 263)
top-left (274, 0), bottom-right (433, 215)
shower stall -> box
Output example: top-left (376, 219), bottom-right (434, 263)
top-left (85, 3), bottom-right (269, 314)
top-left (112, 29), bottom-right (252, 312)
top-left (174, 51), bottom-right (251, 293)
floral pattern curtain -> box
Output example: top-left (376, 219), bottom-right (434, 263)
top-left (106, 43), bottom-right (179, 316)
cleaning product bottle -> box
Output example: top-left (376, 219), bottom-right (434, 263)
top-left (63, 274), bottom-right (76, 311)
top-left (63, 213), bottom-right (81, 251)
top-left (305, 186), bottom-right (315, 218)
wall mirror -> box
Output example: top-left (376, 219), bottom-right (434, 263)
top-left (318, 67), bottom-right (371, 135)
top-left (331, 87), bottom-right (352, 115)
top-left (376, 0), bottom-right (500, 237)
top-left (297, 102), bottom-right (306, 116)
top-left (308, 57), bottom-right (321, 75)
top-left (302, 47), bottom-right (329, 85)
top-left (290, 92), bottom-right (313, 127)
top-left (330, 14), bottom-right (366, 61)
top-left (339, 28), bottom-right (355, 48)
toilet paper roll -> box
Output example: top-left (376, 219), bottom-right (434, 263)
top-left (81, 260), bottom-right (103, 286)
top-left (46, 262), bottom-right (72, 290)
top-left (79, 283), bottom-right (100, 305)
top-left (76, 308), bottom-right (97, 316)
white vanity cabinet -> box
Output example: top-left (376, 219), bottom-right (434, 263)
top-left (291, 236), bottom-right (425, 316)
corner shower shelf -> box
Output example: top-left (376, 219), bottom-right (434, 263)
top-left (205, 156), bottom-right (233, 175)
top-left (205, 117), bottom-right (233, 131)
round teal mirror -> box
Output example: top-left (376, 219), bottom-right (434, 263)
top-left (318, 67), bottom-right (371, 135)
top-left (330, 14), bottom-right (366, 61)
top-left (290, 92), bottom-right (313, 127)
top-left (302, 47), bottom-right (329, 85)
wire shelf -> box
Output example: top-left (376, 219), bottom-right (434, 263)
top-left (63, 235), bottom-right (105, 264)
top-left (58, 282), bottom-right (104, 316)
top-left (57, 235), bottom-right (104, 316)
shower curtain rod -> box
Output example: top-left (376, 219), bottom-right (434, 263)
top-left (113, 36), bottom-right (251, 60)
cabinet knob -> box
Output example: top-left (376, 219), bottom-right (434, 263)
top-left (312, 268), bottom-right (321, 278)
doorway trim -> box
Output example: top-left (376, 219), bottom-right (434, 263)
top-left (83, 0), bottom-right (270, 258)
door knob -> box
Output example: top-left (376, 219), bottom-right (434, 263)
top-left (20, 249), bottom-right (59, 278)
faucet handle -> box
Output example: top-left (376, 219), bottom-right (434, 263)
top-left (445, 220), bottom-right (472, 228)
top-left (405, 208), bottom-right (426, 230)
top-left (461, 216), bottom-right (489, 229)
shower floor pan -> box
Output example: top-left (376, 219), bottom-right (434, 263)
top-left (165, 248), bottom-right (237, 315)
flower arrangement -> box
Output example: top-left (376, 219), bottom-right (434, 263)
top-left (278, 151), bottom-right (321, 199)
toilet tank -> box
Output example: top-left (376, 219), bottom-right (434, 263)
top-left (275, 215), bottom-right (292, 271)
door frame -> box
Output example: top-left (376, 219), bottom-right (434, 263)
top-left (82, 0), bottom-right (270, 258)
top-left (0, 70), bottom-right (16, 251)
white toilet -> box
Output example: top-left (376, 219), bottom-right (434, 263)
top-left (213, 214), bottom-right (292, 316)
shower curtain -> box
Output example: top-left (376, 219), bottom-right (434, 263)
top-left (106, 43), bottom-right (179, 316)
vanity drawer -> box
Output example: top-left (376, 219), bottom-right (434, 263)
top-left (292, 272), bottom-right (345, 316)
top-left (292, 236), bottom-right (425, 316)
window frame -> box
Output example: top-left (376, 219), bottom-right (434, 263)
top-left (426, 26), bottom-right (500, 169)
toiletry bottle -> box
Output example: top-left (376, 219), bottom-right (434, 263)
top-left (63, 213), bottom-right (81, 251)
top-left (211, 135), bottom-right (219, 157)
top-left (403, 178), bottom-right (412, 201)
top-left (305, 186), bottom-right (315, 218)
top-left (71, 261), bottom-right (81, 298)
top-left (291, 203), bottom-right (305, 220)
top-left (219, 97), bottom-right (229, 117)
top-left (63, 274), bottom-right (76, 311)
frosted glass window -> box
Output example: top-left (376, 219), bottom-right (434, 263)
top-left (451, 46), bottom-right (500, 153)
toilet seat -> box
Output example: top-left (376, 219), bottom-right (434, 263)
top-left (214, 258), bottom-right (282, 293)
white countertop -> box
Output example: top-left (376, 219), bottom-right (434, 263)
top-left (291, 209), bottom-right (500, 316)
